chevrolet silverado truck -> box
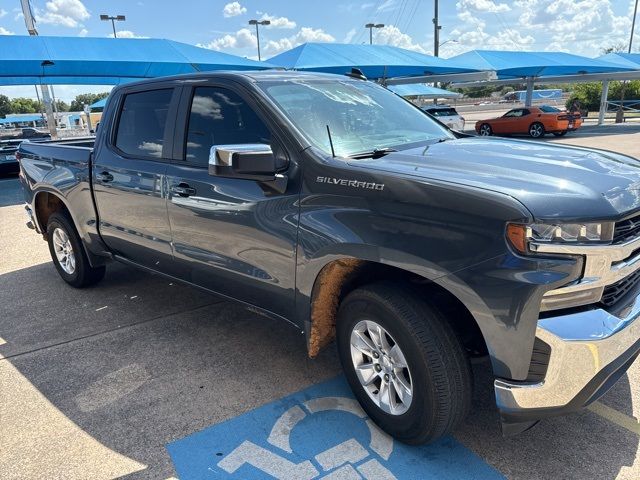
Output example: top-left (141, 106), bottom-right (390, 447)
top-left (18, 71), bottom-right (640, 444)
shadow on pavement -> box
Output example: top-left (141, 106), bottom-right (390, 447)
top-left (0, 177), bottom-right (23, 208)
top-left (0, 260), bottom-right (638, 479)
top-left (456, 359), bottom-right (638, 479)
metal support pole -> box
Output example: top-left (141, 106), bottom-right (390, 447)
top-left (433, 0), bottom-right (440, 57)
top-left (255, 23), bottom-right (261, 61)
top-left (524, 77), bottom-right (534, 107)
top-left (598, 80), bottom-right (609, 126)
top-left (39, 85), bottom-right (57, 138)
top-left (369, 26), bottom-right (373, 45)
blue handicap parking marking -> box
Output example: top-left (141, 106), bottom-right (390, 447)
top-left (167, 376), bottom-right (504, 480)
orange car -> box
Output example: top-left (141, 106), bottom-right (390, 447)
top-left (475, 105), bottom-right (582, 138)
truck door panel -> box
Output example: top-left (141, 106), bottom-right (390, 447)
top-left (93, 87), bottom-right (178, 272)
top-left (166, 85), bottom-right (299, 319)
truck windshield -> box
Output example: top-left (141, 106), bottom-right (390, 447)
top-left (259, 79), bottom-right (454, 157)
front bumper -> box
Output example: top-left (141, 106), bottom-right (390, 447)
top-left (495, 291), bottom-right (640, 434)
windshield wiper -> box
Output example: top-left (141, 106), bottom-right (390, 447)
top-left (348, 147), bottom-right (397, 159)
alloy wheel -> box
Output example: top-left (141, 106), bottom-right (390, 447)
top-left (349, 319), bottom-right (414, 415)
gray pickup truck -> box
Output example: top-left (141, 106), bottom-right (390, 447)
top-left (18, 71), bottom-right (640, 444)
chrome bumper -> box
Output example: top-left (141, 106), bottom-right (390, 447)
top-left (495, 291), bottom-right (640, 420)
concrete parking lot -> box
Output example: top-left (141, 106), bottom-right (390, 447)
top-left (1, 125), bottom-right (639, 479)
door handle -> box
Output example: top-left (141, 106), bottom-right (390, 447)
top-left (96, 171), bottom-right (114, 182)
top-left (171, 184), bottom-right (196, 197)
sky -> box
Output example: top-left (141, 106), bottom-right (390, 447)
top-left (0, 0), bottom-right (637, 101)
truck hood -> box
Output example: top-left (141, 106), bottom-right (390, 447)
top-left (352, 137), bottom-right (640, 221)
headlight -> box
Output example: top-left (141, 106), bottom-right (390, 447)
top-left (506, 222), bottom-right (614, 254)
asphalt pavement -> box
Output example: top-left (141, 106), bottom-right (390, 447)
top-left (1, 125), bottom-right (639, 480)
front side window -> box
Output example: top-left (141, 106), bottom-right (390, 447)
top-left (259, 80), bottom-right (453, 158)
top-left (115, 88), bottom-right (173, 159)
top-left (185, 86), bottom-right (272, 166)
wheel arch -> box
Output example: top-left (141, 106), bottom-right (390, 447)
top-left (32, 189), bottom-right (108, 267)
top-left (303, 255), bottom-right (492, 365)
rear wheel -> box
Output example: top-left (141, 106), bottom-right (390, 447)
top-left (529, 122), bottom-right (545, 138)
top-left (47, 212), bottom-right (106, 288)
top-left (478, 123), bottom-right (492, 136)
top-left (553, 131), bottom-right (568, 137)
top-left (336, 282), bottom-right (472, 444)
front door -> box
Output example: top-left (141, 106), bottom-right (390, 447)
top-left (93, 86), bottom-right (178, 272)
top-left (165, 85), bottom-right (299, 319)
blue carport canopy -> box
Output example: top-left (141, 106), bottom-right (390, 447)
top-left (449, 50), bottom-right (634, 79)
top-left (599, 52), bottom-right (640, 69)
top-left (387, 84), bottom-right (461, 98)
top-left (0, 35), bottom-right (272, 86)
top-left (0, 114), bottom-right (44, 124)
top-left (89, 97), bottom-right (107, 110)
top-left (267, 43), bottom-right (474, 80)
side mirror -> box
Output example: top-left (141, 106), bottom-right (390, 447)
top-left (209, 144), bottom-right (276, 181)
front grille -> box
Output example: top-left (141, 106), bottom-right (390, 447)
top-left (613, 215), bottom-right (640, 244)
top-left (601, 268), bottom-right (640, 307)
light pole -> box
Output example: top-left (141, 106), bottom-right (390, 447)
top-left (439, 39), bottom-right (458, 48)
top-left (100, 14), bottom-right (126, 38)
top-left (630, 0), bottom-right (639, 53)
top-left (365, 23), bottom-right (385, 44)
top-left (433, 0), bottom-right (442, 57)
top-left (249, 19), bottom-right (270, 61)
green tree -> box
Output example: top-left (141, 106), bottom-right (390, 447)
top-left (565, 81), bottom-right (640, 112)
top-left (54, 99), bottom-right (69, 112)
top-left (9, 97), bottom-right (41, 114)
top-left (69, 92), bottom-right (110, 112)
top-left (0, 94), bottom-right (11, 118)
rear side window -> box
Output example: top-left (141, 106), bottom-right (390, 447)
top-left (115, 88), bottom-right (173, 159)
top-left (185, 86), bottom-right (271, 166)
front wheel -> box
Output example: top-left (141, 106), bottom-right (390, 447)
top-left (336, 282), bottom-right (472, 444)
top-left (529, 122), bottom-right (545, 138)
top-left (47, 212), bottom-right (106, 288)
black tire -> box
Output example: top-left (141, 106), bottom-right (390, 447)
top-left (528, 122), bottom-right (545, 138)
top-left (553, 131), bottom-right (568, 137)
top-left (47, 212), bottom-right (106, 288)
top-left (478, 123), bottom-right (492, 136)
top-left (336, 282), bottom-right (472, 444)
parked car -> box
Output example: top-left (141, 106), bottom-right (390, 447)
top-left (475, 105), bottom-right (582, 138)
top-left (18, 71), bottom-right (640, 444)
top-left (421, 105), bottom-right (465, 131)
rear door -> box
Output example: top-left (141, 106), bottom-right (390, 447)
top-left (165, 82), bottom-right (300, 319)
top-left (92, 84), bottom-right (179, 272)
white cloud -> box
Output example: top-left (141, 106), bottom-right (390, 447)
top-left (36, 0), bottom-right (90, 28)
top-left (109, 30), bottom-right (149, 39)
top-left (223, 2), bottom-right (246, 18)
top-left (456, 0), bottom-right (511, 13)
top-left (78, 28), bottom-right (88, 37)
top-left (264, 27), bottom-right (336, 56)
top-left (200, 27), bottom-right (257, 51)
top-left (0, 26), bottom-right (14, 35)
top-left (374, 25), bottom-right (427, 53)
top-left (0, 9), bottom-right (7, 18)
top-left (375, 0), bottom-right (397, 12)
top-left (260, 14), bottom-right (296, 29)
top-left (515, 0), bottom-right (632, 55)
top-left (343, 28), bottom-right (357, 43)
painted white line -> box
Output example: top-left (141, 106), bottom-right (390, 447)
top-left (588, 401), bottom-right (640, 435)
top-left (267, 405), bottom-right (306, 453)
top-left (0, 337), bottom-right (6, 346)
top-left (95, 306), bottom-right (108, 311)
top-left (315, 438), bottom-right (368, 471)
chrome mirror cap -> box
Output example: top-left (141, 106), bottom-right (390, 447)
top-left (208, 144), bottom-right (272, 168)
